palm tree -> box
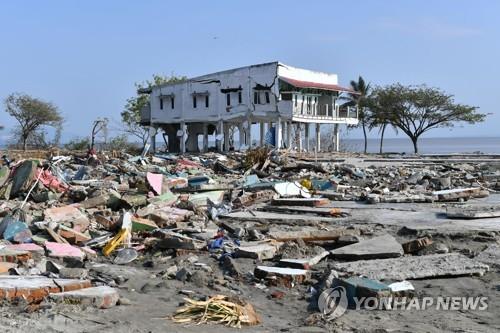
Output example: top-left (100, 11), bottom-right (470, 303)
top-left (342, 76), bottom-right (371, 153)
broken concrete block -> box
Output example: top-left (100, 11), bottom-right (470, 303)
top-left (0, 276), bottom-right (91, 303)
top-left (45, 242), bottom-right (85, 260)
top-left (6, 243), bottom-right (44, 254)
top-left (278, 251), bottom-right (329, 270)
top-left (234, 241), bottom-right (282, 260)
top-left (58, 224), bottom-right (92, 244)
top-left (0, 248), bottom-right (31, 263)
top-left (254, 266), bottom-right (309, 287)
top-left (333, 276), bottom-right (391, 306)
top-left (268, 228), bottom-right (360, 243)
top-left (332, 253), bottom-right (489, 281)
top-left (401, 237), bottom-right (433, 254)
top-left (58, 267), bottom-right (89, 279)
top-left (475, 244), bottom-right (500, 269)
top-left (330, 234), bottom-right (404, 260)
top-left (446, 205), bottom-right (500, 219)
top-left (233, 190), bottom-right (276, 208)
top-left (271, 198), bottom-right (329, 207)
top-left (44, 205), bottom-right (90, 231)
top-left (154, 235), bottom-right (205, 250)
top-left (433, 188), bottom-right (486, 202)
top-left (50, 286), bottom-right (119, 309)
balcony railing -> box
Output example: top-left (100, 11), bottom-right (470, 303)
top-left (290, 103), bottom-right (358, 120)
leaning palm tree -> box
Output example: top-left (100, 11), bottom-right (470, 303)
top-left (341, 76), bottom-right (371, 153)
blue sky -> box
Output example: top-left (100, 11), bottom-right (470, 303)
top-left (0, 0), bottom-right (498, 143)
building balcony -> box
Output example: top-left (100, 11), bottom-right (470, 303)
top-left (278, 101), bottom-right (358, 124)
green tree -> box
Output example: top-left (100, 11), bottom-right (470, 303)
top-left (4, 93), bottom-right (63, 150)
top-left (376, 84), bottom-right (486, 154)
top-left (342, 76), bottom-right (371, 153)
top-left (122, 74), bottom-right (187, 145)
top-left (368, 87), bottom-right (399, 154)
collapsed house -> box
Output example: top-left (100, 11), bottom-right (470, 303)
top-left (139, 62), bottom-right (359, 153)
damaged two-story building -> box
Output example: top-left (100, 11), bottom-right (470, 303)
top-left (139, 61), bottom-right (358, 153)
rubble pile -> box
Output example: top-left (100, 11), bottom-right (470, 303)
top-left (0, 149), bottom-right (498, 330)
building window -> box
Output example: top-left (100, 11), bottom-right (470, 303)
top-left (238, 91), bottom-right (242, 104)
top-left (226, 93), bottom-right (231, 106)
top-left (294, 95), bottom-right (297, 107)
top-left (265, 91), bottom-right (270, 104)
top-left (254, 91), bottom-right (261, 104)
top-left (171, 97), bottom-right (175, 109)
top-left (160, 98), bottom-right (163, 110)
top-left (205, 95), bottom-right (209, 108)
top-left (193, 96), bottom-right (197, 108)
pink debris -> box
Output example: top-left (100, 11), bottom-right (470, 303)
top-left (146, 172), bottom-right (163, 195)
top-left (36, 168), bottom-right (69, 193)
top-left (6, 243), bottom-right (44, 254)
top-left (44, 242), bottom-right (84, 259)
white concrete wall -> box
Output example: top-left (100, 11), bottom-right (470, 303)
top-left (277, 63), bottom-right (338, 85)
top-left (149, 62), bottom-right (281, 124)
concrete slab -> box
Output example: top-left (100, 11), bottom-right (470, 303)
top-left (0, 276), bottom-right (91, 302)
top-left (235, 241), bottom-right (282, 260)
top-left (330, 234), bottom-right (404, 260)
top-left (332, 253), bottom-right (489, 281)
top-left (278, 251), bottom-right (329, 269)
top-left (475, 244), bottom-right (500, 270)
top-left (5, 243), bottom-right (44, 254)
top-left (0, 248), bottom-right (31, 263)
top-left (45, 242), bottom-right (85, 260)
top-left (254, 266), bottom-right (309, 287)
top-left (50, 286), bottom-right (119, 309)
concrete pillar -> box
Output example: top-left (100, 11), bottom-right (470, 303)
top-left (286, 121), bottom-right (292, 149)
top-left (259, 121), bottom-right (265, 146)
top-left (223, 123), bottom-right (230, 152)
top-left (180, 121), bottom-right (186, 154)
top-left (202, 124), bottom-right (208, 152)
top-left (246, 120), bottom-right (252, 147)
top-left (150, 129), bottom-right (156, 153)
top-left (185, 124), bottom-right (199, 152)
top-left (297, 123), bottom-right (303, 151)
top-left (305, 123), bottom-right (310, 151)
top-left (238, 125), bottom-right (244, 150)
top-left (216, 120), bottom-right (223, 152)
top-left (334, 124), bottom-right (340, 152)
top-left (276, 117), bottom-right (282, 149)
top-left (315, 123), bottom-right (321, 152)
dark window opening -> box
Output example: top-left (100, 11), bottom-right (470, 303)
top-left (238, 91), bottom-right (242, 104)
top-left (265, 92), bottom-right (270, 104)
top-left (171, 97), bottom-right (175, 109)
top-left (160, 98), bottom-right (163, 110)
top-left (193, 96), bottom-right (197, 108)
top-left (226, 93), bottom-right (231, 106)
top-left (254, 91), bottom-right (261, 104)
top-left (205, 95), bottom-right (209, 108)
top-left (294, 95), bottom-right (297, 107)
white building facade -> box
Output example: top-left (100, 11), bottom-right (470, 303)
top-left (140, 61), bottom-right (358, 153)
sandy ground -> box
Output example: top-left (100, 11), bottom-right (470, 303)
top-left (0, 189), bottom-right (499, 332)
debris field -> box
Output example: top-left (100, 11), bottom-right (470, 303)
top-left (0, 148), bottom-right (499, 332)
